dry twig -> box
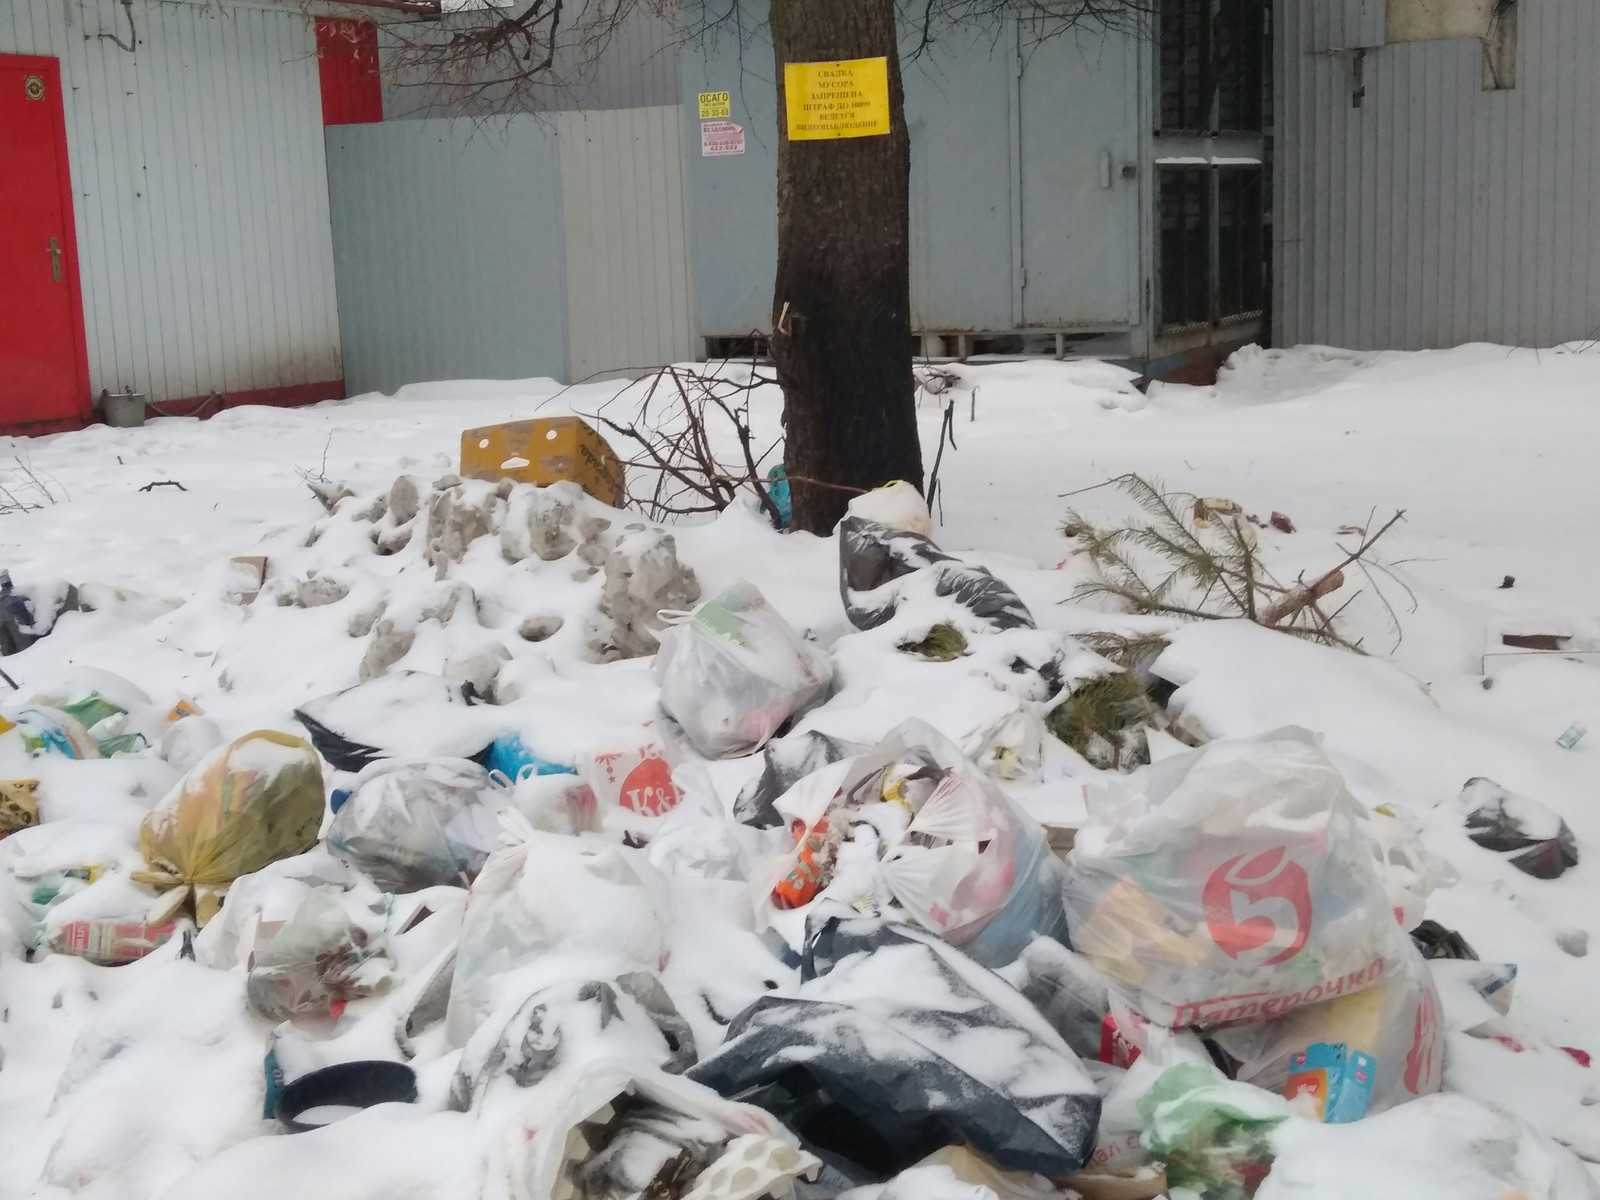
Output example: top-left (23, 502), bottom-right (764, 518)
top-left (590, 363), bottom-right (786, 524)
top-left (0, 457), bottom-right (65, 514)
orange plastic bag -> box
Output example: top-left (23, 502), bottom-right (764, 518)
top-left (136, 731), bottom-right (325, 924)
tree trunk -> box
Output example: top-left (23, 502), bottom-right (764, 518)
top-left (770, 0), bottom-right (924, 535)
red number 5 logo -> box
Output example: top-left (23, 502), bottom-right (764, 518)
top-left (1201, 847), bottom-right (1313, 966)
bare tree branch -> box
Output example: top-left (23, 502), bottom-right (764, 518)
top-left (308, 0), bottom-right (1151, 121)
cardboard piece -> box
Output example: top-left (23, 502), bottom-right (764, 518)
top-left (0, 778), bottom-right (40, 838)
top-left (1059, 1167), bottom-right (1170, 1200)
top-left (227, 556), bottom-right (267, 605)
top-left (459, 417), bottom-right (625, 507)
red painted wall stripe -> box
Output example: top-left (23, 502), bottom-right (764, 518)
top-left (142, 379), bottom-right (348, 420)
top-left (316, 19), bottom-right (383, 127)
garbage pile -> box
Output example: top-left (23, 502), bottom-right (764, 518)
top-left (0, 474), bottom-right (1593, 1200)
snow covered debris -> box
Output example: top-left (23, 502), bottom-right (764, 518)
top-left (1, 345), bottom-right (1599, 1199)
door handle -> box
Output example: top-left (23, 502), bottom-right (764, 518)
top-left (48, 238), bottom-right (62, 284)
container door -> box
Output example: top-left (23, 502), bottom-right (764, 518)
top-left (1017, 27), bottom-right (1141, 328)
top-left (0, 57), bottom-right (89, 429)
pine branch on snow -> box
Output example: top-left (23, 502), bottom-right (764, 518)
top-left (1062, 473), bottom-right (1404, 652)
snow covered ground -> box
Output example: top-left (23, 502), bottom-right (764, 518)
top-left (0, 342), bottom-right (1598, 1200)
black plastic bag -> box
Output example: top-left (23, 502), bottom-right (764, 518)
top-left (294, 672), bottom-right (493, 773)
top-left (995, 937), bottom-right (1116, 1063)
top-left (839, 516), bottom-right (1036, 633)
top-left (1411, 919), bottom-right (1479, 961)
top-left (689, 918), bottom-right (1100, 1178)
top-left (1460, 776), bottom-right (1579, 880)
top-left (0, 574), bottom-right (77, 657)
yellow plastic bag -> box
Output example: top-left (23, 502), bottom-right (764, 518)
top-left (136, 731), bottom-right (325, 924)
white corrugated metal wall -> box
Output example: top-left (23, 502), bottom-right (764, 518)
top-left (1276, 0), bottom-right (1600, 350)
top-left (0, 0), bottom-right (340, 404)
top-left (558, 107), bottom-right (695, 382)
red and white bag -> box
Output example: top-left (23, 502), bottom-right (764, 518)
top-left (583, 738), bottom-right (683, 818)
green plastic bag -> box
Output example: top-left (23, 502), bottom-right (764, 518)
top-left (1139, 1061), bottom-right (1287, 1200)
top-left (56, 692), bottom-right (123, 731)
top-left (55, 692), bottom-right (148, 757)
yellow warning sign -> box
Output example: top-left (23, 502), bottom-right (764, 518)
top-left (698, 90), bottom-right (731, 120)
top-left (784, 57), bottom-right (891, 141)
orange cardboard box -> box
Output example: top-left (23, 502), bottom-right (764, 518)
top-left (460, 417), bottom-right (625, 507)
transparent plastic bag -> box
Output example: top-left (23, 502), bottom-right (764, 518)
top-left (245, 887), bottom-right (391, 1021)
top-left (1207, 938), bottom-right (1443, 1122)
top-left (327, 758), bottom-right (506, 891)
top-left (655, 581), bottom-right (833, 760)
top-left (878, 769), bottom-right (1067, 965)
top-left (964, 708), bottom-right (1046, 782)
top-left (753, 719), bottom-right (1067, 967)
top-left (1064, 729), bottom-right (1406, 1028)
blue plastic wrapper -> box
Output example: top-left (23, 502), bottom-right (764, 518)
top-left (484, 732), bottom-right (576, 783)
top-left (765, 464), bottom-right (792, 530)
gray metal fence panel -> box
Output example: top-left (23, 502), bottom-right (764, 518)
top-left (558, 106), bottom-right (696, 382)
top-left (681, 7), bottom-right (1143, 338)
top-left (325, 116), bottom-right (569, 396)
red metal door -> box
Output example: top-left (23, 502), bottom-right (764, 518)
top-left (0, 57), bottom-right (89, 430)
top-left (316, 19), bottom-right (384, 126)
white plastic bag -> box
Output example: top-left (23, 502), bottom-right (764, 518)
top-left (655, 581), bottom-right (833, 760)
top-left (878, 768), bottom-right (1063, 962)
top-left (1369, 804), bottom-right (1456, 930)
top-left (847, 480), bottom-right (933, 538)
top-left (445, 816), bottom-right (671, 1047)
top-left (495, 1063), bottom-right (797, 1200)
top-left (1064, 729), bottom-right (1408, 1027)
top-left (581, 737), bottom-right (683, 817)
top-left (507, 772), bottom-right (602, 836)
top-left (328, 758), bottom-right (507, 892)
top-left (963, 708), bottom-right (1046, 782)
